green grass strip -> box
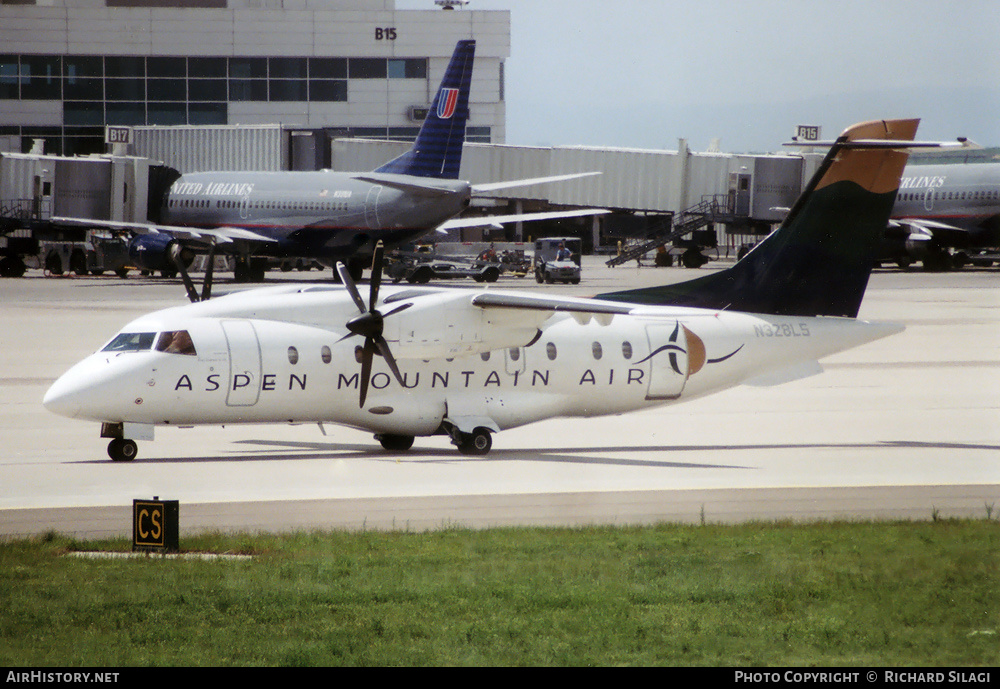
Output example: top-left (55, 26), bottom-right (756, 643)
top-left (2, 520), bottom-right (998, 666)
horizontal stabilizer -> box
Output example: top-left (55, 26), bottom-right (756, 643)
top-left (743, 360), bottom-right (824, 387)
top-left (436, 208), bottom-right (609, 233)
top-left (472, 172), bottom-right (601, 194)
top-left (785, 138), bottom-right (972, 150)
top-left (352, 173), bottom-right (459, 196)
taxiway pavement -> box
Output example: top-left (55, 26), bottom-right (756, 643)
top-left (2, 258), bottom-right (998, 539)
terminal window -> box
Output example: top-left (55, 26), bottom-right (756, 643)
top-left (0, 54), bottom-right (431, 113)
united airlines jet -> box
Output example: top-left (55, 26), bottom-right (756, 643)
top-left (53, 40), bottom-right (602, 284)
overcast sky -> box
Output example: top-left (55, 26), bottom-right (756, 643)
top-left (400, 0), bottom-right (1000, 153)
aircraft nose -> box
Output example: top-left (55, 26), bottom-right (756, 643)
top-left (43, 357), bottom-right (117, 420)
top-left (43, 372), bottom-right (86, 418)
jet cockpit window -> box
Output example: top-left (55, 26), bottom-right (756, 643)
top-left (102, 332), bottom-right (156, 353)
top-left (155, 330), bottom-right (197, 356)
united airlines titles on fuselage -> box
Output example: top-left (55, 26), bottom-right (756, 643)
top-left (170, 181), bottom-right (256, 198)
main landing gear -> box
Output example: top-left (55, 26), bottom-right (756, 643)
top-left (101, 429), bottom-right (495, 460)
top-left (375, 433), bottom-right (415, 452)
top-left (453, 427), bottom-right (493, 456)
top-left (374, 427), bottom-right (494, 456)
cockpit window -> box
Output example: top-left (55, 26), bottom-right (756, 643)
top-left (155, 330), bottom-right (197, 356)
top-left (102, 332), bottom-right (156, 353)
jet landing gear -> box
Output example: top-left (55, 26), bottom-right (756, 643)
top-left (101, 422), bottom-right (141, 461)
top-left (453, 427), bottom-right (493, 456)
top-left (375, 433), bottom-right (415, 452)
top-left (107, 438), bottom-right (138, 462)
top-left (374, 429), bottom-right (493, 455)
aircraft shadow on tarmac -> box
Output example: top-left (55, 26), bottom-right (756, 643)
top-left (68, 438), bottom-right (999, 468)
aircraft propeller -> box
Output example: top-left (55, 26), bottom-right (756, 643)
top-left (336, 242), bottom-right (411, 407)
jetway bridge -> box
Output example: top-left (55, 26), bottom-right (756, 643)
top-left (328, 138), bottom-right (817, 259)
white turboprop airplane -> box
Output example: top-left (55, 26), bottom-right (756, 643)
top-left (46, 119), bottom-right (923, 461)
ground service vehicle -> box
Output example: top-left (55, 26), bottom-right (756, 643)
top-left (534, 237), bottom-right (581, 284)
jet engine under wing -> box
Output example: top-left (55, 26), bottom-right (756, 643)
top-left (436, 208), bottom-right (610, 233)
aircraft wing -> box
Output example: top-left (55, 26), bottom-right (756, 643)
top-left (435, 208), bottom-right (609, 233)
top-left (888, 217), bottom-right (971, 244)
top-left (890, 218), bottom-right (969, 234)
top-left (471, 292), bottom-right (634, 316)
top-left (379, 287), bottom-right (636, 360)
top-left (48, 216), bottom-right (277, 244)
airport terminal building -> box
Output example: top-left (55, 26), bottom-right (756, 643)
top-left (0, 0), bottom-right (509, 161)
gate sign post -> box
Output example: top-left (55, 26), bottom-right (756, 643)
top-left (132, 498), bottom-right (179, 552)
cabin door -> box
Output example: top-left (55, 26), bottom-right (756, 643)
top-left (222, 320), bottom-right (262, 407)
top-left (643, 322), bottom-right (691, 400)
top-left (239, 192), bottom-right (251, 220)
top-left (922, 186), bottom-right (936, 213)
top-left (364, 185), bottom-right (383, 229)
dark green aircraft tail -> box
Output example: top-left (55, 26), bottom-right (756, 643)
top-left (595, 119), bottom-right (920, 318)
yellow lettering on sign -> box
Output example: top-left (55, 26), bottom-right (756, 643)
top-left (136, 505), bottom-right (164, 544)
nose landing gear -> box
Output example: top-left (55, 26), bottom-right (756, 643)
top-left (107, 438), bottom-right (138, 462)
top-left (101, 422), bottom-right (143, 461)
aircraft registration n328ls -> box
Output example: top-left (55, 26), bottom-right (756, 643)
top-left (46, 119), bottom-right (927, 460)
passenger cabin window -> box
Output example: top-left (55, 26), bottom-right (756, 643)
top-left (546, 342), bottom-right (557, 360)
top-left (155, 330), bottom-right (197, 356)
top-left (287, 346), bottom-right (299, 364)
top-left (592, 342), bottom-right (603, 360)
top-left (102, 332), bottom-right (155, 352)
top-left (622, 341), bottom-right (633, 359)
top-left (321, 345), bottom-right (332, 364)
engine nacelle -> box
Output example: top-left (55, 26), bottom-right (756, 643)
top-left (383, 291), bottom-right (550, 359)
top-left (903, 225), bottom-right (934, 259)
top-left (127, 234), bottom-right (194, 273)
